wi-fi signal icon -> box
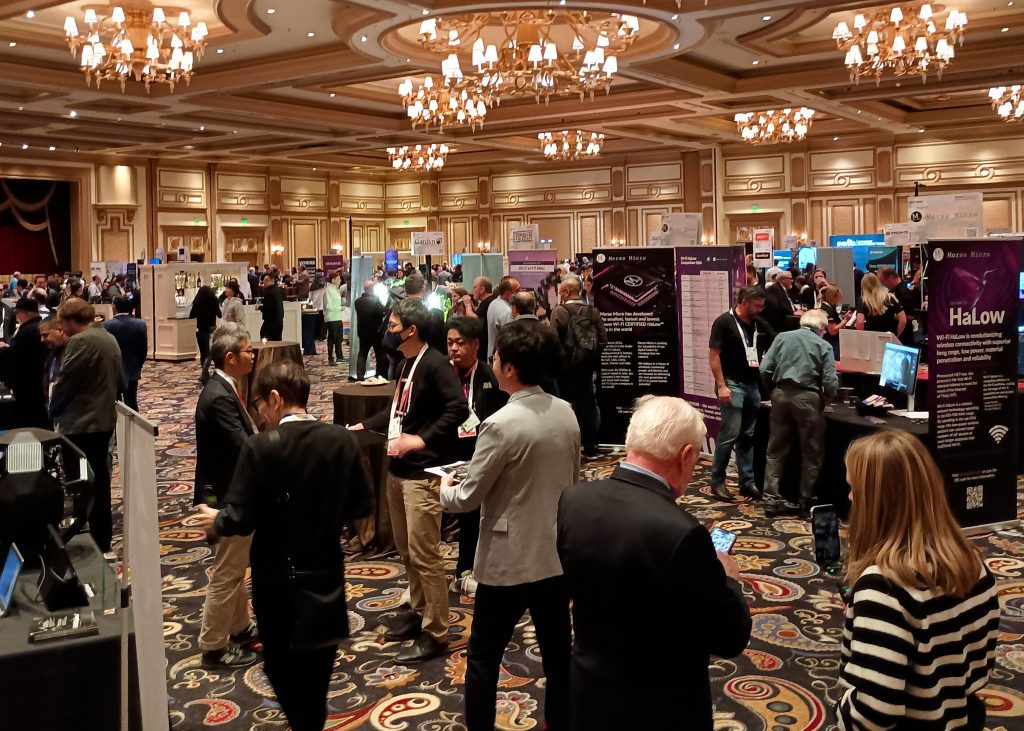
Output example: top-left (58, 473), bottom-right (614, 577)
top-left (989, 425), bottom-right (1009, 444)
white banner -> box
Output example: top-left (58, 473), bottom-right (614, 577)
top-left (411, 231), bottom-right (445, 257)
top-left (509, 224), bottom-right (540, 250)
top-left (884, 223), bottom-right (912, 247)
top-left (753, 229), bottom-right (774, 267)
top-left (908, 192), bottom-right (982, 245)
top-left (658, 213), bottom-right (702, 247)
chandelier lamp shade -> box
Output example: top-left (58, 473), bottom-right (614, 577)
top-left (734, 108), bottom-right (816, 145)
top-left (832, 3), bottom-right (966, 84)
top-left (387, 144), bottom-right (450, 172)
top-left (398, 76), bottom-right (488, 132)
top-left (538, 130), bottom-right (605, 160)
top-left (990, 86), bottom-right (1024, 123)
top-left (64, 5), bottom-right (208, 91)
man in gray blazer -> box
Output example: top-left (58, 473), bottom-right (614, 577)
top-left (441, 321), bottom-right (580, 731)
top-left (50, 298), bottom-right (123, 552)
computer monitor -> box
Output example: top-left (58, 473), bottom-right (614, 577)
top-left (0, 543), bottom-right (24, 616)
top-left (879, 342), bottom-right (921, 396)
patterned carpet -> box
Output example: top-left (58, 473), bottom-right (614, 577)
top-left (121, 349), bottom-right (1024, 731)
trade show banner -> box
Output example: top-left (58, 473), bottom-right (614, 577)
top-left (592, 247), bottom-right (680, 444)
top-left (927, 239), bottom-right (1020, 530)
top-left (651, 213), bottom-right (702, 247)
top-left (322, 254), bottom-right (345, 274)
top-left (883, 223), bottom-right (911, 247)
top-left (677, 245), bottom-right (746, 454)
top-left (297, 256), bottom-right (317, 271)
top-left (411, 231), bottom-right (445, 257)
top-left (752, 230), bottom-right (773, 268)
top-left (509, 249), bottom-right (558, 298)
top-left (509, 224), bottom-right (540, 250)
top-left (909, 192), bottom-right (982, 245)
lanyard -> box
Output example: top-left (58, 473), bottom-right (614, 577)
top-left (454, 362), bottom-right (477, 407)
top-left (390, 344), bottom-right (429, 421)
top-left (731, 311), bottom-right (757, 348)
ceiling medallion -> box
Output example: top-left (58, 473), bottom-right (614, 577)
top-left (387, 143), bottom-right (450, 172)
top-left (416, 9), bottom-right (639, 105)
top-left (398, 76), bottom-right (488, 132)
top-left (990, 85), bottom-right (1024, 123)
top-left (833, 4), bottom-right (966, 85)
top-left (64, 4), bottom-right (207, 91)
top-left (734, 108), bottom-right (816, 144)
top-left (538, 130), bottom-right (605, 161)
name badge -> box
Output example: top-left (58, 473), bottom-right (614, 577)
top-left (458, 410), bottom-right (481, 439)
top-left (387, 416), bottom-right (402, 456)
top-left (745, 345), bottom-right (760, 368)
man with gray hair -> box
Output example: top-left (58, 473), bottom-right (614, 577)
top-left (194, 322), bottom-right (259, 668)
top-left (485, 276), bottom-right (520, 360)
top-left (557, 396), bottom-right (750, 731)
top-left (758, 307), bottom-right (837, 518)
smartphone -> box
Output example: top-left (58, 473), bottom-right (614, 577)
top-left (811, 504), bottom-right (841, 567)
top-left (709, 526), bottom-right (737, 554)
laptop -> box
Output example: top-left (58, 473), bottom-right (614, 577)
top-left (0, 543), bottom-right (24, 617)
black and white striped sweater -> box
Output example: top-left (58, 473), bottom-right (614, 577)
top-left (836, 564), bottom-right (1000, 730)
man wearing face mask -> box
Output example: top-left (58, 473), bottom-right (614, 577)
top-left (351, 297), bottom-right (469, 662)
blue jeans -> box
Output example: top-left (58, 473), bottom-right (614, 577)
top-left (711, 378), bottom-right (761, 488)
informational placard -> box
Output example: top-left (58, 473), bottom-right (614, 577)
top-left (411, 231), bottom-right (445, 257)
top-left (677, 246), bottom-right (746, 454)
top-left (830, 233), bottom-right (885, 247)
top-left (927, 239), bottom-right (1020, 530)
top-left (909, 192), bottom-right (983, 245)
top-left (297, 257), bottom-right (317, 272)
top-left (509, 224), bottom-right (540, 250)
top-left (883, 223), bottom-right (911, 247)
top-left (322, 254), bottom-right (345, 274)
top-left (509, 249), bottom-right (558, 296)
top-left (752, 229), bottom-right (774, 267)
top-left (652, 213), bottom-right (702, 247)
top-left (592, 247), bottom-right (681, 444)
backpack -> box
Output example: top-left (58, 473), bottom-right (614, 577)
top-left (561, 304), bottom-right (600, 368)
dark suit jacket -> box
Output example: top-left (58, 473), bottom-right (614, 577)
top-left (103, 314), bottom-right (147, 383)
top-left (260, 284), bottom-right (285, 325)
top-left (763, 281), bottom-right (795, 333)
top-left (557, 465), bottom-right (752, 731)
top-left (49, 324), bottom-right (122, 434)
top-left (193, 374), bottom-right (256, 505)
top-left (454, 360), bottom-right (509, 461)
top-left (354, 292), bottom-right (385, 341)
top-left (0, 316), bottom-right (48, 428)
top-left (215, 419), bottom-right (374, 643)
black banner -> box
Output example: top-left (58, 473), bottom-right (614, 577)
top-left (593, 247), bottom-right (680, 444)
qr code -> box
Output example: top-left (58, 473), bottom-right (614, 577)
top-left (966, 485), bottom-right (983, 510)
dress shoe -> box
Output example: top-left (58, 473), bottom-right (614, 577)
top-left (384, 611), bottom-right (423, 642)
top-left (202, 644), bottom-right (258, 669)
top-left (396, 633), bottom-right (449, 663)
top-left (230, 620), bottom-right (259, 647)
top-left (739, 483), bottom-right (762, 500)
top-left (764, 499), bottom-right (800, 517)
top-left (710, 484), bottom-right (733, 502)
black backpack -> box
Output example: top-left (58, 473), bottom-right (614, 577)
top-left (561, 304), bottom-right (600, 368)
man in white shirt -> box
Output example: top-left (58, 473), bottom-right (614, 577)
top-left (485, 276), bottom-right (519, 360)
top-left (87, 275), bottom-right (103, 301)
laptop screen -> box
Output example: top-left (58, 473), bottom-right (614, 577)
top-left (0, 544), bottom-right (24, 614)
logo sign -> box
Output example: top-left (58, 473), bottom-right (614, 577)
top-left (411, 231), bottom-right (445, 257)
top-left (752, 228), bottom-right (774, 267)
top-left (509, 224), bottom-right (540, 250)
top-left (884, 224), bottom-right (911, 247)
top-left (623, 274), bottom-right (644, 287)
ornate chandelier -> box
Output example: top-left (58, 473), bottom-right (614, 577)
top-left (416, 9), bottom-right (639, 105)
top-left (989, 86), bottom-right (1024, 123)
top-left (734, 108), bottom-right (816, 145)
top-left (387, 144), bottom-right (450, 172)
top-left (64, 5), bottom-right (207, 91)
top-left (398, 76), bottom-right (487, 132)
top-left (832, 4), bottom-right (966, 84)
top-left (539, 130), bottom-right (604, 161)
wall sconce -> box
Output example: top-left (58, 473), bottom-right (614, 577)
top-left (701, 233), bottom-right (716, 245)
top-left (330, 242), bottom-right (343, 252)
top-left (270, 242), bottom-right (284, 255)
top-left (609, 237), bottom-right (625, 247)
top-left (799, 232), bottom-right (808, 243)
top-left (475, 240), bottom-right (491, 252)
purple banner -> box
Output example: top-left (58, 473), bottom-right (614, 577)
top-left (509, 249), bottom-right (559, 297)
top-left (322, 255), bottom-right (345, 275)
top-left (676, 246), bottom-right (746, 453)
top-left (593, 248), bottom-right (680, 444)
top-left (927, 239), bottom-right (1020, 529)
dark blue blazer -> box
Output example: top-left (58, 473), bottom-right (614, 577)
top-left (103, 314), bottom-right (148, 382)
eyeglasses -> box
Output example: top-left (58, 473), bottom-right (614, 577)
top-left (240, 347), bottom-right (254, 354)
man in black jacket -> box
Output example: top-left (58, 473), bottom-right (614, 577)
top-left (511, 291), bottom-right (561, 397)
top-left (445, 316), bottom-right (509, 596)
top-left (354, 280), bottom-right (386, 380)
top-left (258, 273), bottom-right (285, 341)
top-left (557, 396), bottom-right (751, 731)
top-left (0, 298), bottom-right (49, 428)
top-left (102, 296), bottom-right (148, 412)
top-left (763, 269), bottom-right (795, 333)
top-left (198, 360), bottom-right (373, 731)
top-left (352, 297), bottom-right (469, 662)
top-left (194, 324), bottom-right (259, 669)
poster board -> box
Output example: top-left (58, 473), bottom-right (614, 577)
top-left (593, 248), bottom-right (681, 444)
top-left (509, 224), bottom-right (540, 250)
top-left (347, 256), bottom-right (376, 380)
top-left (883, 224), bottom-right (911, 247)
top-left (752, 230), bottom-right (773, 268)
top-left (927, 239), bottom-right (1020, 532)
top-left (909, 192), bottom-right (983, 245)
top-left (509, 250), bottom-right (558, 304)
top-left (411, 231), bottom-right (445, 257)
top-left (297, 257), bottom-right (317, 272)
top-left (651, 213), bottom-right (702, 247)
top-left (322, 254), bottom-right (345, 274)
top-left (814, 248), bottom-right (855, 307)
top-left (830, 234), bottom-right (885, 247)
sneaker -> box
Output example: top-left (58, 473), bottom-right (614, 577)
top-left (461, 572), bottom-right (478, 598)
top-left (399, 587), bottom-right (411, 607)
top-left (201, 644), bottom-right (258, 669)
top-left (230, 620), bottom-right (258, 647)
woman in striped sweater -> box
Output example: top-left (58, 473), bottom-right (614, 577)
top-left (837, 430), bottom-right (1000, 730)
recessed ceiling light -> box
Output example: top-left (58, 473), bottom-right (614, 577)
top-left (360, 35), bottom-right (367, 42)
top-left (26, 10), bottom-right (35, 19)
top-left (233, 130), bottom-right (238, 134)
top-left (22, 144), bottom-right (28, 150)
top-left (8, 42), bottom-right (16, 48)
top-left (312, 167), bottom-right (317, 171)
top-left (307, 31), bottom-right (315, 37)
top-left (857, 110), bottom-right (862, 114)
top-left (1010, 2), bottom-right (1015, 6)
top-left (918, 128), bottom-right (925, 132)
top-left (422, 9), bottom-right (429, 15)
top-left (763, 15), bottom-right (772, 21)
top-left (216, 48), bottom-right (224, 53)
top-left (200, 126), bottom-right (206, 131)
top-left (266, 8), bottom-right (275, 14)
top-left (752, 59), bottom-right (760, 65)
top-left (673, 43), bottom-right (680, 50)
top-left (116, 117), bottom-right (121, 121)
top-left (833, 136), bottom-right (839, 141)
top-left (353, 166), bottom-right (361, 170)
top-left (183, 144), bottom-right (194, 150)
top-left (49, 145), bottom-right (55, 151)
top-left (405, 58), bottom-right (411, 63)
top-left (329, 92), bottom-right (336, 97)
top-left (1002, 27), bottom-right (1010, 32)
top-left (17, 106), bottom-right (23, 111)
top-left (69, 110), bottom-right (77, 118)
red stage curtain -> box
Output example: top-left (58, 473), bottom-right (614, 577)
top-left (0, 179), bottom-right (72, 274)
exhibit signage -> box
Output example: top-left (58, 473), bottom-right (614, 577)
top-left (830, 233), bottom-right (885, 247)
top-left (297, 257), bottom-right (317, 272)
top-left (592, 247), bottom-right (681, 444)
top-left (651, 213), bottom-right (702, 247)
top-left (677, 245), bottom-right (746, 454)
top-left (883, 223), bottom-right (912, 247)
top-left (909, 192), bottom-right (983, 245)
top-left (927, 239), bottom-right (1020, 530)
top-left (411, 231), bottom-right (445, 257)
top-left (509, 249), bottom-right (558, 298)
top-left (322, 254), bottom-right (345, 274)
top-left (752, 230), bottom-right (774, 268)
top-left (509, 224), bottom-right (540, 250)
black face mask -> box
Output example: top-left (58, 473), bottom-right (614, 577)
top-left (399, 327), bottom-right (414, 343)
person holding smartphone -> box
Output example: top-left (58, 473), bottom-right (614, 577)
top-left (837, 430), bottom-right (1000, 730)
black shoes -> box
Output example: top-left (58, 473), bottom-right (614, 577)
top-left (739, 483), bottom-right (762, 500)
top-left (764, 499), bottom-right (800, 516)
top-left (384, 612), bottom-right (423, 642)
top-left (230, 620), bottom-right (259, 648)
top-left (799, 499), bottom-right (815, 520)
top-left (201, 644), bottom-right (258, 669)
top-left (396, 633), bottom-right (449, 663)
top-left (711, 484), bottom-right (733, 502)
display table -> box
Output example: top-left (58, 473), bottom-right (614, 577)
top-left (333, 381), bottom-right (395, 555)
top-left (300, 310), bottom-right (319, 356)
top-left (0, 534), bottom-right (140, 730)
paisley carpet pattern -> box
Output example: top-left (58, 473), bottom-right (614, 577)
top-left (123, 353), bottom-right (1024, 731)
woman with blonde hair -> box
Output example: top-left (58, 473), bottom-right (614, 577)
top-left (837, 430), bottom-right (1000, 730)
top-left (817, 285), bottom-right (852, 359)
top-left (855, 272), bottom-right (906, 337)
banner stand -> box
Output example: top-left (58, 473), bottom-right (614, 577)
top-left (114, 402), bottom-right (165, 731)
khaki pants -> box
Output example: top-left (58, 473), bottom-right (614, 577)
top-left (386, 473), bottom-right (449, 641)
top-left (199, 534), bottom-right (253, 651)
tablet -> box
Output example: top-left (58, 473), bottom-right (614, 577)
top-left (0, 543), bottom-right (24, 616)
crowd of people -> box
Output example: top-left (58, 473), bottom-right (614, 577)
top-left (0, 252), bottom-right (1001, 731)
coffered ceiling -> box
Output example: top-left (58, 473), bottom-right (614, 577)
top-left (0, 0), bottom-right (1021, 174)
